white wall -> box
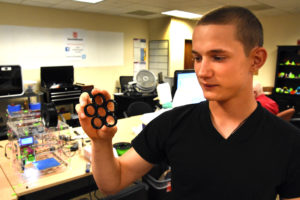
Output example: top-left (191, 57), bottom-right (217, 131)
top-left (257, 13), bottom-right (300, 86)
top-left (0, 2), bottom-right (149, 95)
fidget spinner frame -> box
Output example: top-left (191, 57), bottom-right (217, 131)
top-left (84, 93), bottom-right (118, 129)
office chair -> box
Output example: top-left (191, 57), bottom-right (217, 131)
top-left (124, 101), bottom-right (154, 117)
top-left (119, 76), bottom-right (133, 93)
top-left (99, 181), bottom-right (148, 200)
top-left (276, 108), bottom-right (295, 121)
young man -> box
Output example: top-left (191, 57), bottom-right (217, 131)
top-left (253, 81), bottom-right (279, 115)
top-left (76, 6), bottom-right (300, 200)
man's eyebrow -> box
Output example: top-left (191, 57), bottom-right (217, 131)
top-left (192, 50), bottom-right (199, 55)
top-left (192, 49), bottom-right (227, 55)
top-left (209, 49), bottom-right (227, 53)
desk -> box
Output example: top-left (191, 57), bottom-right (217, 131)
top-left (0, 167), bottom-right (17, 200)
top-left (0, 115), bottom-right (142, 200)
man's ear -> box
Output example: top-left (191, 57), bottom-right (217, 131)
top-left (250, 47), bottom-right (267, 73)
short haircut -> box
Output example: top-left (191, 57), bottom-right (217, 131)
top-left (197, 6), bottom-right (263, 55)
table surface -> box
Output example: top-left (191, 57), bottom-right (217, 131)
top-left (0, 167), bottom-right (17, 200)
top-left (0, 115), bottom-right (142, 199)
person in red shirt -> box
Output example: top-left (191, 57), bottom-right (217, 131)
top-left (253, 82), bottom-right (279, 115)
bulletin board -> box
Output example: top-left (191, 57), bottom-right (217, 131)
top-left (0, 25), bottom-right (124, 69)
top-left (133, 38), bottom-right (146, 77)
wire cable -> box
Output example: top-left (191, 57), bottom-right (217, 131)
top-left (4, 143), bottom-right (10, 159)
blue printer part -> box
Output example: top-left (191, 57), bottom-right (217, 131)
top-left (7, 104), bottom-right (21, 114)
top-left (29, 102), bottom-right (41, 111)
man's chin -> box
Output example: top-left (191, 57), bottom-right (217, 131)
top-left (203, 94), bottom-right (215, 101)
top-left (204, 95), bottom-right (224, 102)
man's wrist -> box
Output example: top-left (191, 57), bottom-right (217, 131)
top-left (92, 139), bottom-right (113, 151)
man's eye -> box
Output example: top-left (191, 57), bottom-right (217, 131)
top-left (193, 56), bottom-right (202, 62)
top-left (213, 56), bottom-right (226, 61)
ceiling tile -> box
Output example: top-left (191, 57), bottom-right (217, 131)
top-left (257, 0), bottom-right (300, 7)
top-left (0, 0), bottom-right (23, 4)
top-left (210, 0), bottom-right (259, 7)
top-left (31, 0), bottom-right (65, 4)
top-left (254, 8), bottom-right (289, 16)
top-left (0, 0), bottom-right (299, 19)
top-left (80, 4), bottom-right (123, 14)
top-left (22, 0), bottom-right (56, 7)
top-left (123, 4), bottom-right (165, 13)
top-left (52, 1), bottom-right (89, 10)
top-left (167, 0), bottom-right (220, 13)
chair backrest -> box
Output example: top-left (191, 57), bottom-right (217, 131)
top-left (126, 101), bottom-right (154, 117)
top-left (276, 108), bottom-right (295, 121)
top-left (120, 76), bottom-right (133, 93)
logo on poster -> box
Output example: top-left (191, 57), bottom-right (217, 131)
top-left (73, 32), bottom-right (78, 39)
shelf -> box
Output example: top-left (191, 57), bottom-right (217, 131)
top-left (273, 46), bottom-right (300, 112)
top-left (273, 93), bottom-right (300, 98)
top-left (278, 65), bottom-right (300, 67)
top-left (277, 78), bottom-right (300, 81)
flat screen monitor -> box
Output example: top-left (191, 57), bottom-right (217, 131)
top-left (40, 66), bottom-right (74, 88)
top-left (172, 69), bottom-right (205, 106)
top-left (0, 65), bottom-right (23, 98)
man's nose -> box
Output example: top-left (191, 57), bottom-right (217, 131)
top-left (195, 58), bottom-right (212, 78)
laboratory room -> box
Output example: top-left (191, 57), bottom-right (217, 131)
top-left (0, 0), bottom-right (300, 200)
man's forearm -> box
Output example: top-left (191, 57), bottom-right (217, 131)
top-left (91, 139), bottom-right (122, 195)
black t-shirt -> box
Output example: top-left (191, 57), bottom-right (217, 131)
top-left (132, 101), bottom-right (300, 200)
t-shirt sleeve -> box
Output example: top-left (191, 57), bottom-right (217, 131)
top-left (278, 131), bottom-right (300, 198)
top-left (131, 112), bottom-right (171, 164)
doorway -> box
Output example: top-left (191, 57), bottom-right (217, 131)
top-left (184, 39), bottom-right (193, 70)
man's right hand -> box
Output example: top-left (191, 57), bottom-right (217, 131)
top-left (75, 89), bottom-right (117, 141)
top-left (76, 89), bottom-right (153, 195)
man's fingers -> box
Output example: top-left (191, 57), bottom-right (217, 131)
top-left (91, 89), bottom-right (111, 101)
top-left (75, 103), bottom-right (86, 119)
top-left (79, 92), bottom-right (91, 106)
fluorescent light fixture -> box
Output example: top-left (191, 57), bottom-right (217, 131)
top-left (162, 10), bottom-right (202, 19)
top-left (73, 0), bottom-right (103, 3)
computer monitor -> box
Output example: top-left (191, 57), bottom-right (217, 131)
top-left (172, 69), bottom-right (206, 107)
top-left (40, 66), bottom-right (74, 88)
top-left (0, 65), bottom-right (24, 98)
top-left (172, 69), bottom-right (197, 95)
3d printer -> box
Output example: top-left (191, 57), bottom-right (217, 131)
top-left (6, 104), bottom-right (76, 177)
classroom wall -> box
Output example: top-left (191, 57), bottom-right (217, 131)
top-left (258, 13), bottom-right (300, 87)
top-left (168, 18), bottom-right (196, 77)
top-left (0, 2), bottom-right (149, 95)
top-left (148, 17), bottom-right (170, 41)
top-left (149, 17), bottom-right (196, 77)
top-left (1, 2), bottom-right (300, 94)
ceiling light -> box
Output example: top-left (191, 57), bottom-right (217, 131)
top-left (162, 10), bottom-right (202, 19)
top-left (73, 0), bottom-right (103, 3)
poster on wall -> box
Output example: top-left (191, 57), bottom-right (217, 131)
top-left (65, 29), bottom-right (86, 60)
top-left (133, 38), bottom-right (146, 77)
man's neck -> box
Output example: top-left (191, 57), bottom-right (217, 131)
top-left (209, 96), bottom-right (258, 139)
